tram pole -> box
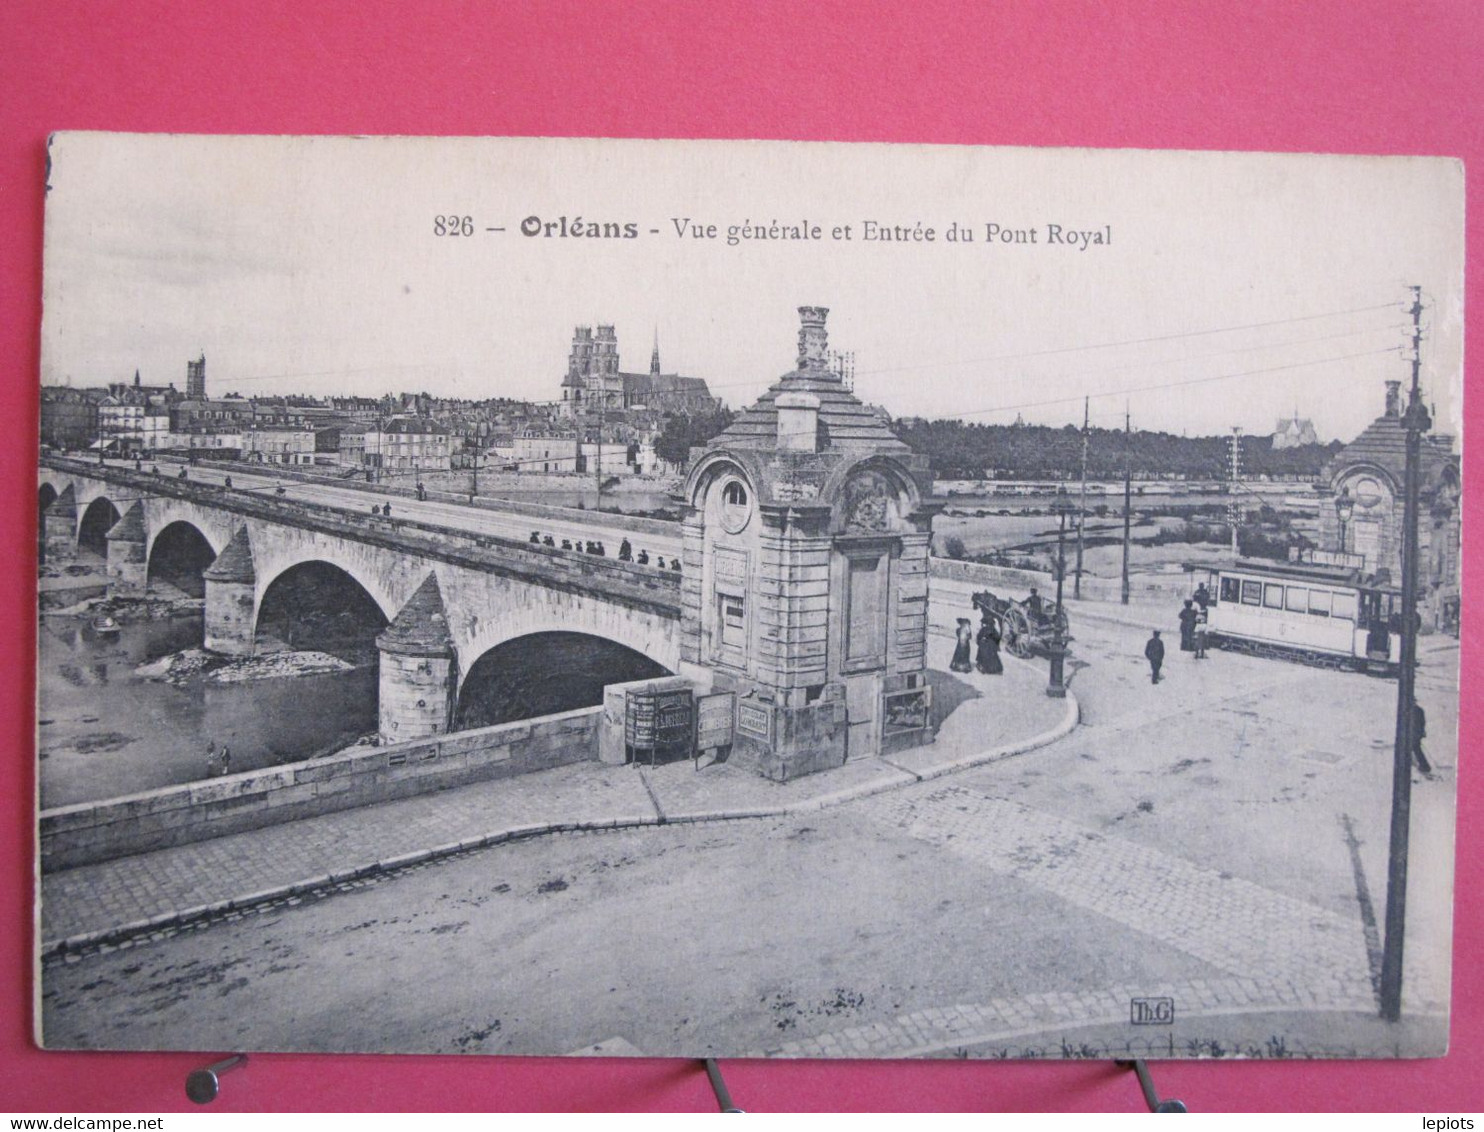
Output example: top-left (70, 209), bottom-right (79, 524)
top-left (1121, 405), bottom-right (1132, 605)
top-left (1075, 397), bottom-right (1088, 600)
top-left (1380, 285), bottom-right (1429, 1023)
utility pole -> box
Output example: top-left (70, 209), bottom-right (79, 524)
top-left (1121, 405), bottom-right (1132, 605)
top-left (1227, 427), bottom-right (1243, 556)
top-left (1074, 397), bottom-right (1089, 600)
top-left (1380, 285), bottom-right (1429, 1023)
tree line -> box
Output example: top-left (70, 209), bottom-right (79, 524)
top-left (893, 419), bottom-right (1341, 481)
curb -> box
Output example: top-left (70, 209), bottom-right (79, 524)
top-left (42, 680), bottom-right (1082, 960)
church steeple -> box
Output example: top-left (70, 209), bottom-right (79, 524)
top-left (650, 327), bottom-right (661, 376)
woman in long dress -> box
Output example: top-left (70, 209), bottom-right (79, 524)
top-left (976, 614), bottom-right (1004, 675)
top-left (950, 617), bottom-right (974, 672)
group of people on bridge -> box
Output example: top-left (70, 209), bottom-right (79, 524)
top-left (528, 531), bottom-right (681, 572)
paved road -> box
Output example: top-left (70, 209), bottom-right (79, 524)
top-left (37, 604), bottom-right (1457, 1058)
top-left (90, 456), bottom-right (685, 561)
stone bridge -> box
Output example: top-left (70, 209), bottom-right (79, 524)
top-left (39, 457), bottom-right (683, 741)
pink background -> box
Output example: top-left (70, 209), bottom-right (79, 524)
top-left (3, 0), bottom-right (1480, 1112)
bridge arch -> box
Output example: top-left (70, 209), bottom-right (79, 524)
top-left (147, 520), bottom-right (218, 598)
top-left (454, 631), bottom-right (671, 729)
top-left (254, 559), bottom-right (392, 659)
top-left (77, 497), bottom-right (121, 559)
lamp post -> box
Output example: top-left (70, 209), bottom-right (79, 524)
top-left (1047, 487), bottom-right (1074, 698)
top-left (1335, 486), bottom-right (1355, 558)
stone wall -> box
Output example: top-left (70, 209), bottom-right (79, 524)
top-left (927, 557), bottom-right (1194, 603)
top-left (40, 707), bottom-right (602, 871)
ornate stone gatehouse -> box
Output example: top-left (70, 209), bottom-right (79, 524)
top-left (678, 307), bottom-right (941, 780)
top-left (1315, 379), bottom-right (1461, 632)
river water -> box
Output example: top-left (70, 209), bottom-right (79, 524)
top-left (37, 611), bottom-right (377, 809)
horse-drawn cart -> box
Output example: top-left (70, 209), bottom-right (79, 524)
top-left (972, 589), bottom-right (1070, 658)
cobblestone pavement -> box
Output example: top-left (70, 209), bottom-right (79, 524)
top-left (747, 976), bottom-right (1376, 1059)
top-left (41, 761), bottom-right (656, 945)
top-left (749, 781), bottom-right (1448, 1059)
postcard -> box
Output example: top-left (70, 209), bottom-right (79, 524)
top-left (36, 133), bottom-right (1461, 1059)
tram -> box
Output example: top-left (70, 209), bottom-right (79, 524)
top-left (1184, 558), bottom-right (1402, 675)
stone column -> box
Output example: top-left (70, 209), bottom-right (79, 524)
top-left (42, 485), bottom-right (78, 565)
top-left (203, 526), bottom-right (257, 656)
top-left (104, 502), bottom-right (148, 597)
top-left (377, 573), bottom-right (457, 744)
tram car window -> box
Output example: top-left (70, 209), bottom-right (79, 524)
top-left (1332, 592), bottom-right (1357, 622)
top-left (1309, 591), bottom-right (1331, 617)
top-left (1263, 583), bottom-right (1284, 609)
top-left (1286, 587), bottom-right (1308, 612)
top-left (1241, 580), bottom-right (1262, 605)
top-left (1220, 577), bottom-right (1241, 603)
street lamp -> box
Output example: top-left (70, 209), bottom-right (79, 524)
top-left (1046, 487), bottom-right (1075, 698)
top-left (1335, 486), bottom-right (1355, 556)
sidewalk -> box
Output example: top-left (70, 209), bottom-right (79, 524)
top-left (41, 636), bottom-right (1077, 955)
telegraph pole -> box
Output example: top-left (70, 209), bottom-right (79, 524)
top-left (1227, 427), bottom-right (1243, 556)
top-left (1380, 285), bottom-right (1429, 1022)
top-left (1074, 397), bottom-right (1089, 600)
top-left (1121, 405), bottom-right (1132, 605)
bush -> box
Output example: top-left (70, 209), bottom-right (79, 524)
top-left (943, 535), bottom-right (967, 560)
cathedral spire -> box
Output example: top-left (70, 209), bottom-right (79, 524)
top-left (650, 326), bottom-right (661, 376)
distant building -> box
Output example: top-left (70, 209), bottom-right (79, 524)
top-left (244, 426), bottom-right (317, 465)
top-left (40, 387), bottom-right (101, 450)
top-left (186, 354), bottom-right (206, 400)
top-left (560, 325), bottom-right (718, 418)
top-left (366, 417), bottom-right (452, 471)
top-left (1272, 413), bottom-right (1318, 448)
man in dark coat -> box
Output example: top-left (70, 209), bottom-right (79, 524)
top-left (1193, 582), bottom-right (1211, 611)
top-left (1145, 630), bottom-right (1165, 684)
top-left (1178, 599), bottom-right (1198, 652)
top-left (1412, 702), bottom-right (1433, 777)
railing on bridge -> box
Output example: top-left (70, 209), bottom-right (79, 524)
top-left (42, 455), bottom-right (682, 614)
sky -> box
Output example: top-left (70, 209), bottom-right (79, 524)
top-left (39, 134), bottom-right (1465, 444)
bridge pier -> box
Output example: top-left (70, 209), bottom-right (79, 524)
top-left (105, 503), bottom-right (148, 597)
top-left (203, 527), bottom-right (257, 655)
top-left (377, 574), bottom-right (457, 744)
top-left (42, 485), bottom-right (78, 565)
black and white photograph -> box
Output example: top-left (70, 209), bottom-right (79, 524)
top-left (34, 133), bottom-right (1462, 1060)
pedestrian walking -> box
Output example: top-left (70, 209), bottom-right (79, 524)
top-left (619, 538), bottom-right (633, 562)
top-left (1144, 630), bottom-right (1165, 684)
top-left (218, 745), bottom-right (232, 776)
top-left (975, 614), bottom-right (1004, 675)
top-left (205, 740), bottom-right (217, 778)
top-left (950, 618), bottom-right (974, 672)
top-left (1193, 607), bottom-right (1209, 659)
top-left (1178, 599), bottom-right (1198, 652)
top-left (1193, 582), bottom-right (1211, 612)
top-left (1412, 702), bottom-right (1433, 777)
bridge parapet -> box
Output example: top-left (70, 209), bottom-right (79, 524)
top-left (41, 456), bottom-right (682, 616)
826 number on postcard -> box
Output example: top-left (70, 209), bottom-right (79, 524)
top-left (434, 214), bottom-right (474, 236)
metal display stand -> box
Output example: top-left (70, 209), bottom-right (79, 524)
top-left (702, 1058), bottom-right (745, 1113)
top-left (185, 1054), bottom-right (247, 1104)
top-left (174, 1051), bottom-right (1187, 1110)
top-left (1119, 1060), bottom-right (1188, 1113)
